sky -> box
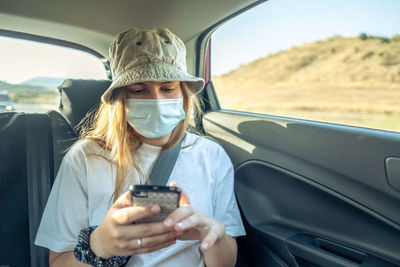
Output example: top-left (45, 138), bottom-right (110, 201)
top-left (0, 0), bottom-right (399, 83)
top-left (0, 37), bottom-right (107, 84)
top-left (211, 0), bottom-right (400, 75)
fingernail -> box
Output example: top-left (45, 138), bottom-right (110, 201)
top-left (202, 242), bottom-right (209, 250)
top-left (151, 205), bottom-right (159, 213)
top-left (176, 222), bottom-right (184, 230)
top-left (164, 218), bottom-right (173, 226)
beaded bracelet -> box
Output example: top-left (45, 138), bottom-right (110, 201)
top-left (74, 225), bottom-right (129, 267)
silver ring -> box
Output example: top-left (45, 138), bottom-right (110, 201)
top-left (137, 238), bottom-right (143, 249)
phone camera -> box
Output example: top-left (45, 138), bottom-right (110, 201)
top-left (134, 191), bottom-right (148, 197)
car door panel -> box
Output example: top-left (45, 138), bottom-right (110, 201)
top-left (202, 109), bottom-right (400, 266)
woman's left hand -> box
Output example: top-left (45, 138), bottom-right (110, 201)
top-left (163, 182), bottom-right (226, 252)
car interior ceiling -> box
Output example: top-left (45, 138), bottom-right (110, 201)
top-left (0, 79), bottom-right (112, 267)
top-left (0, 0), bottom-right (261, 57)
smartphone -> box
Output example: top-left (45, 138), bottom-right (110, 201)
top-left (129, 185), bottom-right (181, 223)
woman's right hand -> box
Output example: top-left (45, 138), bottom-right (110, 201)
top-left (89, 191), bottom-right (177, 259)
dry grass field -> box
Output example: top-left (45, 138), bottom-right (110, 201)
top-left (212, 35), bottom-right (400, 132)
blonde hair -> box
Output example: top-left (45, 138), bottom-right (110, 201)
top-left (79, 82), bottom-right (202, 202)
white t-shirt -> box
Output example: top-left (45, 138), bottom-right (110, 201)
top-left (35, 132), bottom-right (245, 267)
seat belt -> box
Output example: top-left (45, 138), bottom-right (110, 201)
top-left (25, 114), bottom-right (53, 267)
top-left (149, 139), bottom-right (183, 185)
top-left (122, 139), bottom-right (183, 267)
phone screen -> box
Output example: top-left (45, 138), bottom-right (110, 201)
top-left (129, 185), bottom-right (181, 223)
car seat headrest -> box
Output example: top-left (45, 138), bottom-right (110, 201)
top-left (58, 79), bottom-right (112, 131)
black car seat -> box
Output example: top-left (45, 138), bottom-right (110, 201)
top-left (0, 112), bottom-right (53, 267)
top-left (48, 79), bottom-right (111, 176)
top-left (0, 79), bottom-right (110, 267)
top-left (0, 112), bottom-right (31, 267)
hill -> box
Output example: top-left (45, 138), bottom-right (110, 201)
top-left (0, 80), bottom-right (58, 103)
top-left (214, 35), bottom-right (400, 88)
top-left (21, 77), bottom-right (66, 89)
top-left (212, 35), bottom-right (400, 130)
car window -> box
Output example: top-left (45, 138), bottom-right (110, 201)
top-left (0, 36), bottom-right (108, 113)
top-left (211, 0), bottom-right (400, 132)
top-left (0, 94), bottom-right (11, 101)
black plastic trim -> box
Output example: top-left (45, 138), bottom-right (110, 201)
top-left (234, 160), bottom-right (400, 265)
top-left (236, 159), bottom-right (400, 232)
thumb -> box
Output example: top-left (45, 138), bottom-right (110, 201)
top-left (111, 190), bottom-right (132, 210)
top-left (169, 181), bottom-right (191, 206)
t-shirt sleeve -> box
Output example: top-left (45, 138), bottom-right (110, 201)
top-left (35, 144), bottom-right (89, 252)
top-left (212, 146), bottom-right (246, 238)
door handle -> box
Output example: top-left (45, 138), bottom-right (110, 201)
top-left (385, 157), bottom-right (400, 193)
top-left (286, 233), bottom-right (397, 266)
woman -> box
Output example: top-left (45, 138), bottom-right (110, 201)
top-left (35, 27), bottom-right (245, 267)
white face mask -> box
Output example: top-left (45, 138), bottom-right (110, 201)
top-left (126, 98), bottom-right (186, 138)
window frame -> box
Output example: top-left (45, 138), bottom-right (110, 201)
top-left (195, 0), bottom-right (267, 113)
top-left (200, 1), bottom-right (400, 134)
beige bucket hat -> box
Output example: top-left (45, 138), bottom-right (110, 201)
top-left (101, 27), bottom-right (205, 103)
